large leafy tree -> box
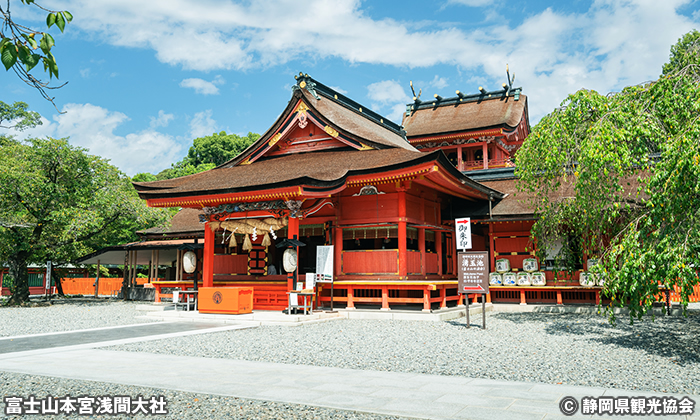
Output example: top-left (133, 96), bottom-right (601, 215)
top-left (1, 0), bottom-right (72, 108)
top-left (516, 31), bottom-right (700, 322)
top-left (185, 131), bottom-right (260, 167)
top-left (0, 137), bottom-right (169, 304)
top-left (0, 100), bottom-right (41, 131)
top-left (133, 131), bottom-right (259, 181)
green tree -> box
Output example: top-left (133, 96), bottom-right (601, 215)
top-left (0, 100), bottom-right (41, 131)
top-left (155, 162), bottom-right (216, 181)
top-left (185, 131), bottom-right (259, 167)
top-left (133, 131), bottom-right (259, 181)
top-left (516, 31), bottom-right (700, 323)
top-left (1, 1), bottom-right (72, 108)
top-left (662, 30), bottom-right (700, 76)
top-left (0, 137), bottom-right (169, 304)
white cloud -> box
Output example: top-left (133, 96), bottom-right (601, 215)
top-left (446, 0), bottom-right (495, 7)
top-left (366, 80), bottom-right (411, 123)
top-left (14, 104), bottom-right (183, 176)
top-left (180, 77), bottom-right (223, 95)
top-left (429, 75), bottom-right (449, 90)
top-left (150, 110), bottom-right (174, 128)
top-left (54, 0), bottom-right (699, 121)
top-left (189, 110), bottom-right (218, 139)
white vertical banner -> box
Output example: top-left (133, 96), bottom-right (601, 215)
top-left (455, 218), bottom-right (472, 250)
top-left (315, 245), bottom-right (334, 282)
top-left (45, 261), bottom-right (52, 291)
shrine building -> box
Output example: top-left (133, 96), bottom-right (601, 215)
top-left (132, 73), bottom-right (546, 311)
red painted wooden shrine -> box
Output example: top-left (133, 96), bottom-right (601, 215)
top-left (133, 74), bottom-right (505, 311)
top-left (402, 82), bottom-right (603, 305)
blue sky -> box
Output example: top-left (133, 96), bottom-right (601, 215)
top-left (3, 0), bottom-right (699, 176)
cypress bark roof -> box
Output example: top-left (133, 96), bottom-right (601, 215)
top-left (134, 148), bottom-right (502, 200)
top-left (402, 93), bottom-right (528, 138)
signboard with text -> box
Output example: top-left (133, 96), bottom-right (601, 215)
top-left (457, 251), bottom-right (489, 294)
top-left (315, 245), bottom-right (334, 283)
top-left (455, 218), bottom-right (472, 250)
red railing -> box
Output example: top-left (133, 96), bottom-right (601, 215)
top-left (407, 251), bottom-right (421, 275)
top-left (461, 158), bottom-right (515, 171)
top-left (426, 253), bottom-right (439, 274)
top-left (342, 250), bottom-right (398, 274)
top-left (668, 284), bottom-right (700, 303)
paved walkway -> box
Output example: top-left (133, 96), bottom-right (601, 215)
top-left (1, 322), bottom-right (698, 420)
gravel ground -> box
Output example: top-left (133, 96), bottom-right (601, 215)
top-left (0, 372), bottom-right (409, 419)
top-left (0, 300), bottom-right (158, 337)
top-left (109, 310), bottom-right (700, 395)
top-left (2, 301), bottom-right (699, 419)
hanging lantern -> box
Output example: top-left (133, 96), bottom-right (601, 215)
top-left (182, 251), bottom-right (197, 274)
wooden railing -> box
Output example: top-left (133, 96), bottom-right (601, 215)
top-left (460, 158), bottom-right (515, 171)
top-left (426, 253), bottom-right (439, 274)
top-left (408, 251), bottom-right (421, 275)
top-left (342, 250), bottom-right (398, 274)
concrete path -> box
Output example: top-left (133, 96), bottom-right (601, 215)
top-left (1, 323), bottom-right (698, 420)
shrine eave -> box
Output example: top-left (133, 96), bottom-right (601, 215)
top-left (140, 150), bottom-right (503, 208)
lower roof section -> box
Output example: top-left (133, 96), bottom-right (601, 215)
top-left (76, 239), bottom-right (202, 265)
top-left (133, 148), bottom-right (504, 208)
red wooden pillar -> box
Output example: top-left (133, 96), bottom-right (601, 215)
top-left (203, 223), bottom-right (214, 288)
top-left (381, 285), bottom-right (390, 310)
top-left (287, 216), bottom-right (299, 293)
top-left (520, 289), bottom-right (527, 305)
top-left (418, 228), bottom-right (426, 277)
top-left (334, 226), bottom-right (343, 278)
top-left (347, 286), bottom-right (355, 309)
top-left (557, 289), bottom-right (563, 305)
top-left (482, 143), bottom-right (488, 170)
top-left (419, 195), bottom-right (426, 277)
top-left (489, 223), bottom-right (495, 272)
top-left (435, 231), bottom-right (442, 276)
top-left (423, 287), bottom-right (430, 311)
top-left (457, 146), bottom-right (463, 171)
top-left (440, 285), bottom-right (447, 308)
top-left (398, 188), bottom-right (408, 279)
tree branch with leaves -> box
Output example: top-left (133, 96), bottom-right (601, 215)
top-left (1, 0), bottom-right (72, 110)
top-left (516, 31), bottom-right (700, 323)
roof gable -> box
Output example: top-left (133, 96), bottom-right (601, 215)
top-left (223, 74), bottom-right (415, 168)
top-left (237, 98), bottom-right (375, 166)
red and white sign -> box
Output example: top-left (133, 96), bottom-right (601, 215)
top-left (455, 218), bottom-right (472, 250)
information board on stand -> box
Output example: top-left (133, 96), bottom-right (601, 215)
top-left (457, 251), bottom-right (489, 329)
